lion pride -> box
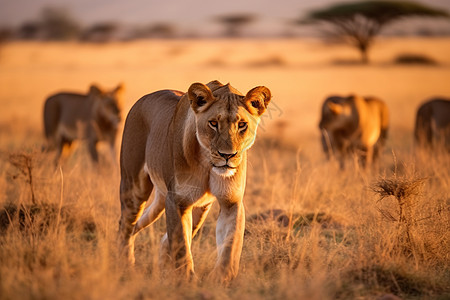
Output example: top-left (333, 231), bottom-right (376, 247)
top-left (118, 80), bottom-right (271, 281)
top-left (319, 94), bottom-right (389, 169)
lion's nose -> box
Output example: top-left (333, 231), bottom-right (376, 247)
top-left (218, 151), bottom-right (237, 160)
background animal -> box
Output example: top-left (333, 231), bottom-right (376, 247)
top-left (43, 83), bottom-right (123, 164)
top-left (414, 98), bottom-right (450, 151)
top-left (118, 80), bottom-right (271, 281)
top-left (319, 94), bottom-right (389, 169)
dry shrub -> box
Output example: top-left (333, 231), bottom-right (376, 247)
top-left (372, 176), bottom-right (426, 239)
top-left (394, 53), bottom-right (438, 65)
top-left (373, 177), bottom-right (425, 204)
top-left (360, 160), bottom-right (450, 298)
top-left (7, 151), bottom-right (42, 205)
top-left (371, 167), bottom-right (449, 264)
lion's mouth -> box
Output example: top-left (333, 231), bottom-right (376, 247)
top-left (212, 163), bottom-right (236, 170)
top-left (211, 163), bottom-right (237, 177)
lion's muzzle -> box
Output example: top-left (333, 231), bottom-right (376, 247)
top-left (211, 151), bottom-right (240, 177)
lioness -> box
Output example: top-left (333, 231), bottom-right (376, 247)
top-left (43, 84), bottom-right (123, 163)
top-left (319, 94), bottom-right (389, 169)
top-left (118, 80), bottom-right (271, 281)
top-left (414, 98), bottom-right (450, 151)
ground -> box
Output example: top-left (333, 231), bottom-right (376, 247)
top-left (0, 37), bottom-right (449, 299)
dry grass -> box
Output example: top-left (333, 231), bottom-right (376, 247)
top-left (0, 38), bottom-right (449, 299)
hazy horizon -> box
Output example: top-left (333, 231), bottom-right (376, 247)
top-left (1, 0), bottom-right (450, 37)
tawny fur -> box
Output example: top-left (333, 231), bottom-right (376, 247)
top-left (319, 94), bottom-right (389, 169)
top-left (118, 80), bottom-right (271, 281)
top-left (414, 98), bottom-right (450, 151)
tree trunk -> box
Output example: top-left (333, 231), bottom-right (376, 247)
top-left (358, 42), bottom-right (369, 64)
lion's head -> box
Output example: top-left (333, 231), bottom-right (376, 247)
top-left (90, 84), bottom-right (123, 129)
top-left (319, 95), bottom-right (356, 131)
top-left (187, 80), bottom-right (271, 177)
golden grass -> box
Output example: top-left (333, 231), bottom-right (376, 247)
top-left (0, 37), bottom-right (449, 299)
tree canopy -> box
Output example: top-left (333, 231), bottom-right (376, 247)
top-left (305, 1), bottom-right (448, 25)
top-left (214, 14), bottom-right (256, 37)
top-left (301, 0), bottom-right (449, 63)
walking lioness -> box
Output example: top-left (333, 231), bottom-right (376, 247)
top-left (118, 80), bottom-right (271, 281)
top-left (43, 84), bottom-right (123, 163)
top-left (319, 94), bottom-right (389, 169)
top-left (414, 98), bottom-right (450, 151)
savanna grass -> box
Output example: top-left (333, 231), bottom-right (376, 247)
top-left (0, 120), bottom-right (449, 300)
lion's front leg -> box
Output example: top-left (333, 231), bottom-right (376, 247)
top-left (361, 145), bottom-right (374, 169)
top-left (213, 200), bottom-right (245, 282)
top-left (165, 194), bottom-right (195, 279)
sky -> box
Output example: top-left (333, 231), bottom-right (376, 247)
top-left (1, 0), bottom-right (450, 36)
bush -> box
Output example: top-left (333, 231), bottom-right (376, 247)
top-left (394, 53), bottom-right (438, 65)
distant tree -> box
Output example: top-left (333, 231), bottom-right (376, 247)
top-left (126, 23), bottom-right (177, 40)
top-left (81, 22), bottom-right (119, 42)
top-left (145, 23), bottom-right (177, 38)
top-left (214, 14), bottom-right (256, 37)
top-left (0, 27), bottom-right (12, 60)
top-left (0, 27), bottom-right (13, 42)
top-left (18, 22), bottom-right (42, 40)
top-left (300, 1), bottom-right (449, 63)
top-left (40, 7), bottom-right (80, 40)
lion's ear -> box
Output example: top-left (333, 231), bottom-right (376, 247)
top-left (244, 86), bottom-right (271, 116)
top-left (327, 102), bottom-right (343, 115)
top-left (89, 84), bottom-right (102, 96)
top-left (112, 83), bottom-right (125, 107)
top-left (188, 83), bottom-right (214, 113)
top-left (113, 83), bottom-right (124, 95)
top-left (206, 80), bottom-right (224, 92)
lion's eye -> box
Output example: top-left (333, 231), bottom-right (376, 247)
top-left (209, 120), bottom-right (218, 129)
top-left (238, 122), bottom-right (247, 130)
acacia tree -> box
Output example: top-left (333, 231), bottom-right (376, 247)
top-left (40, 7), bottom-right (81, 40)
top-left (301, 1), bottom-right (449, 63)
top-left (214, 14), bottom-right (256, 37)
top-left (81, 22), bottom-right (119, 42)
top-left (18, 7), bottom-right (80, 40)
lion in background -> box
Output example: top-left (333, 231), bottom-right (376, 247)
top-left (414, 98), bottom-right (450, 151)
top-left (319, 94), bottom-right (389, 169)
top-left (43, 84), bottom-right (123, 164)
top-left (118, 80), bottom-right (271, 282)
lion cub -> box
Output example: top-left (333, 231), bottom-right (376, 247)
top-left (118, 80), bottom-right (271, 281)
